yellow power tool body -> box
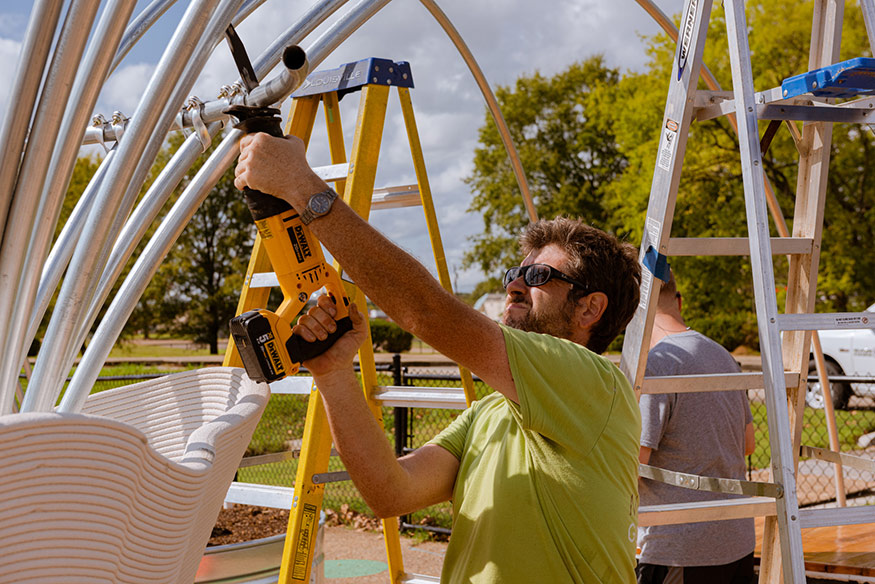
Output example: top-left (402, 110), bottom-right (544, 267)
top-left (227, 105), bottom-right (351, 384)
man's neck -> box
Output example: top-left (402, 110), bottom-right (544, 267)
top-left (650, 312), bottom-right (688, 349)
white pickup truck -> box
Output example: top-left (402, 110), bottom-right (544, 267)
top-left (806, 302), bottom-right (875, 409)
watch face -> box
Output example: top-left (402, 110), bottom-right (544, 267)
top-left (310, 192), bottom-right (333, 214)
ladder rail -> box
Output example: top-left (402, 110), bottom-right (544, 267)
top-left (724, 2), bottom-right (806, 581)
top-left (618, 0), bottom-right (716, 396)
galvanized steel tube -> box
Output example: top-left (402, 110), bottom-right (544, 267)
top-left (0, 0), bottom-right (108, 412)
top-left (417, 0), bottom-right (536, 223)
top-left (61, 135), bottom-right (241, 412)
top-left (63, 2), bottom-right (348, 409)
top-left (22, 0), bottom-right (227, 412)
top-left (0, 0), bottom-right (65, 245)
top-left (57, 0), bottom-right (251, 395)
top-left (22, 153), bottom-right (114, 360)
top-left (111, 0), bottom-right (178, 72)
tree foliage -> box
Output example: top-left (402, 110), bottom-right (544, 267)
top-left (465, 0), bottom-right (875, 350)
top-left (464, 56), bottom-right (627, 285)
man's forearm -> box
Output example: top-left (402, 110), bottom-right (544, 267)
top-left (314, 369), bottom-right (427, 518)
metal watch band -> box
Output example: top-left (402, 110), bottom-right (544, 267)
top-left (299, 188), bottom-right (337, 225)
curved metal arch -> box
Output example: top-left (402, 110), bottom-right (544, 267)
top-left (416, 0), bottom-right (537, 222)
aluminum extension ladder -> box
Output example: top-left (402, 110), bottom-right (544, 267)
top-left (619, 1), bottom-right (875, 583)
top-left (222, 57), bottom-right (476, 584)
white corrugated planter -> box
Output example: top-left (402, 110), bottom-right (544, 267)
top-left (0, 367), bottom-right (269, 584)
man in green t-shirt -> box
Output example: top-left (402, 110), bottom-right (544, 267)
top-left (235, 132), bottom-right (642, 582)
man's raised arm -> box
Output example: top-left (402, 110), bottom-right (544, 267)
top-left (234, 132), bottom-right (518, 401)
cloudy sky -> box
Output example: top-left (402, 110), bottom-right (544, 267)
top-left (0, 0), bottom-right (680, 292)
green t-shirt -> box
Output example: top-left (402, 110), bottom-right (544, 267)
top-left (429, 326), bottom-right (640, 583)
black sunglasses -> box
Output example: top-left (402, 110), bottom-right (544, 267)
top-left (503, 263), bottom-right (590, 291)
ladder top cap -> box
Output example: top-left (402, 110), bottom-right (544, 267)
top-left (292, 57), bottom-right (414, 99)
top-left (781, 57), bottom-right (875, 99)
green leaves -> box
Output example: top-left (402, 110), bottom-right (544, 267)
top-left (465, 0), bottom-right (875, 349)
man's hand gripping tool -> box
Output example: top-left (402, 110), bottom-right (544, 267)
top-left (224, 27), bottom-right (351, 383)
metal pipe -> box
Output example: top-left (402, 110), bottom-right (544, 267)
top-left (60, 134), bottom-right (241, 412)
top-left (77, 123), bottom-right (224, 348)
top-left (0, 0), bottom-right (65, 247)
top-left (111, 0), bottom-right (178, 72)
top-left (8, 0), bottom-right (139, 382)
top-left (75, 0), bottom-right (346, 347)
top-left (22, 0), bottom-right (228, 412)
top-left (305, 0), bottom-right (392, 68)
top-left (85, 0), bottom-right (343, 144)
top-left (0, 0), bottom-right (105, 414)
top-left (64, 4), bottom-right (322, 377)
top-left (57, 0), bottom-right (250, 393)
top-left (417, 0), bottom-right (536, 223)
top-left (62, 1), bottom-right (361, 409)
top-left (111, 0), bottom-right (267, 74)
top-left (21, 153), bottom-right (114, 367)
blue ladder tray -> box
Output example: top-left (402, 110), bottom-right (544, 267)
top-left (781, 57), bottom-right (875, 99)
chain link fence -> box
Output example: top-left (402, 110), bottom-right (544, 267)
top-left (747, 377), bottom-right (875, 508)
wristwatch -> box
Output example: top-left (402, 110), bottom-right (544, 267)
top-left (299, 188), bottom-right (338, 225)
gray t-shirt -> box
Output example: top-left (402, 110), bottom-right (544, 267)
top-left (638, 330), bottom-right (755, 566)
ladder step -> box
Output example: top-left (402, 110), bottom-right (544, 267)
top-left (224, 482), bottom-right (295, 509)
top-left (667, 237), bottom-right (813, 256)
top-left (372, 385), bottom-right (468, 409)
top-left (401, 574), bottom-right (441, 584)
top-left (777, 311), bottom-right (875, 331)
top-left (781, 57), bottom-right (875, 99)
top-left (371, 185), bottom-right (422, 210)
top-left (638, 497), bottom-right (776, 527)
top-left (313, 162), bottom-right (350, 182)
top-left (800, 445), bottom-right (875, 474)
top-left (642, 372), bottom-right (799, 394)
top-left (292, 57), bottom-right (413, 98)
top-left (800, 506), bottom-right (875, 529)
top-left (695, 91), bottom-right (875, 125)
top-left (312, 470), bottom-right (350, 484)
top-left (238, 443), bottom-right (341, 469)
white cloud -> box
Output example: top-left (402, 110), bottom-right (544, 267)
top-left (99, 62), bottom-right (158, 116)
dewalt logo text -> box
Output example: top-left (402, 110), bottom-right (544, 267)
top-left (265, 339), bottom-right (284, 376)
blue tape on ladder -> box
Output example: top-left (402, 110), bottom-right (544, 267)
top-left (643, 246), bottom-right (671, 283)
top-left (292, 58), bottom-right (414, 100)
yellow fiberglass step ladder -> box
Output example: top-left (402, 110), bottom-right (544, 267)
top-left (222, 57), bottom-right (477, 584)
top-left (618, 1), bottom-right (875, 583)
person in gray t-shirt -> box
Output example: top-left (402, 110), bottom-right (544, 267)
top-left (636, 271), bottom-right (755, 584)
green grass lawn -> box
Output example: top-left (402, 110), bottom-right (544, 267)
top-left (749, 401), bottom-right (875, 468)
top-left (107, 341), bottom-right (214, 359)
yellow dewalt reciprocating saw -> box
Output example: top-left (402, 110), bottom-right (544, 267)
top-left (226, 104), bottom-right (351, 384)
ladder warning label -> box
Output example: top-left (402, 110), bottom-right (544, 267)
top-left (658, 119), bottom-right (679, 171)
top-left (292, 503), bottom-right (318, 580)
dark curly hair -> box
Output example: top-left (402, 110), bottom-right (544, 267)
top-left (520, 217), bottom-right (641, 353)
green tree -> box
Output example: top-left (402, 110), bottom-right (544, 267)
top-left (160, 161), bottom-right (254, 354)
top-left (463, 56), bottom-right (627, 277)
top-left (465, 0), bottom-right (875, 350)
